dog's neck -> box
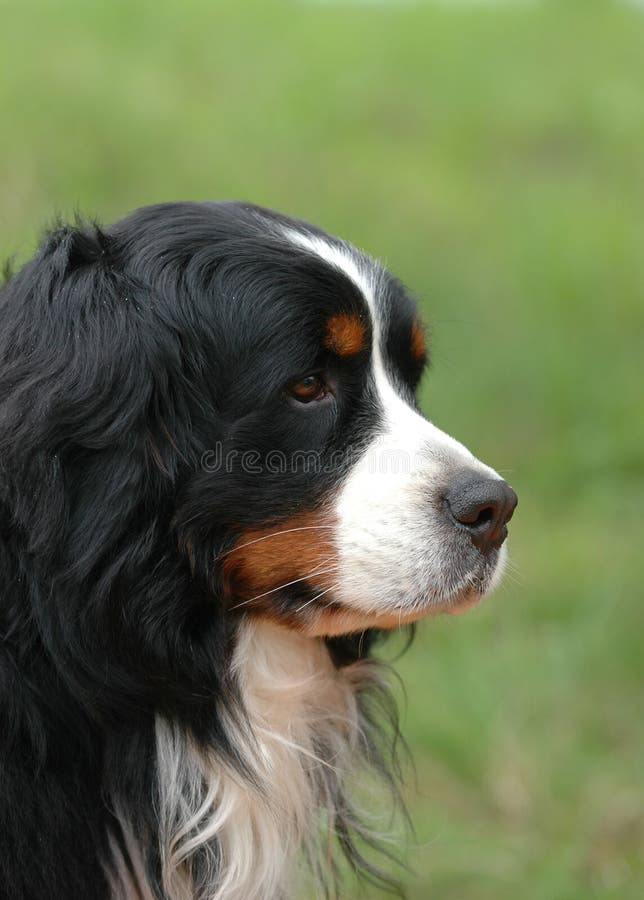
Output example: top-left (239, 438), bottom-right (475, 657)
top-left (109, 619), bottom-right (391, 900)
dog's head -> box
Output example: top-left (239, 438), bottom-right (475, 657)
top-left (1, 201), bottom-right (516, 643)
top-left (0, 201), bottom-right (518, 900)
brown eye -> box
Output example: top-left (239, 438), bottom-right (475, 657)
top-left (289, 374), bottom-right (327, 403)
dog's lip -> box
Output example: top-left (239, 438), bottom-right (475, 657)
top-left (439, 556), bottom-right (501, 615)
top-left (307, 587), bottom-right (484, 629)
top-left (284, 561), bottom-right (496, 634)
top-left (295, 599), bottom-right (429, 637)
top-left (444, 589), bottom-right (483, 616)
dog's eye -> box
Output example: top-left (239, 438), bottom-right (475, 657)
top-left (288, 374), bottom-right (327, 403)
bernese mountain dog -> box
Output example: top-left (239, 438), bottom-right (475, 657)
top-left (0, 202), bottom-right (517, 900)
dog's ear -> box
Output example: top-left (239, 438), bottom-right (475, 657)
top-left (0, 221), bottom-right (190, 576)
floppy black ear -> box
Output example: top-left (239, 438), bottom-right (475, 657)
top-left (0, 222), bottom-right (187, 578)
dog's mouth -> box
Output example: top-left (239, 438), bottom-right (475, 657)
top-left (438, 556), bottom-right (504, 617)
top-left (295, 601), bottom-right (429, 638)
top-left (274, 576), bottom-right (492, 638)
top-left (443, 588), bottom-right (485, 616)
top-left (308, 548), bottom-right (509, 635)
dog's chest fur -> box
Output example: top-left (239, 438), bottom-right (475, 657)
top-left (110, 621), bottom-right (374, 900)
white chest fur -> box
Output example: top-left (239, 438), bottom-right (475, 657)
top-left (153, 620), bottom-right (376, 900)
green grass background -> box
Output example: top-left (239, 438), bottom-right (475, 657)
top-left (1, 0), bottom-right (642, 897)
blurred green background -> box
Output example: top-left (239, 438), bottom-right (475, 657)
top-left (1, 0), bottom-right (642, 897)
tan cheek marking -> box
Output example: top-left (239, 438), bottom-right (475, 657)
top-left (324, 313), bottom-right (367, 357)
top-left (410, 319), bottom-right (427, 362)
top-left (221, 510), bottom-right (338, 622)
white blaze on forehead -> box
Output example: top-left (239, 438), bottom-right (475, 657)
top-left (284, 229), bottom-right (379, 325)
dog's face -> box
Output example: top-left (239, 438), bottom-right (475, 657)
top-left (113, 203), bottom-right (515, 637)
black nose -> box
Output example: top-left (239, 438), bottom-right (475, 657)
top-left (445, 473), bottom-right (517, 554)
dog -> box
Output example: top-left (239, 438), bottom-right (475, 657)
top-left (0, 202), bottom-right (516, 900)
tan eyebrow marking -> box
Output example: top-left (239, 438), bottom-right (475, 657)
top-left (410, 319), bottom-right (427, 362)
top-left (324, 313), bottom-right (367, 357)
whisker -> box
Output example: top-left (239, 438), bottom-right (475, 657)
top-left (293, 583), bottom-right (340, 614)
top-left (500, 568), bottom-right (523, 588)
top-left (217, 525), bottom-right (336, 560)
top-left (228, 563), bottom-right (339, 611)
top-left (501, 558), bottom-right (523, 586)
